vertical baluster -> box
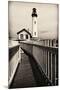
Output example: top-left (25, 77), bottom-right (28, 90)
top-left (46, 40), bottom-right (48, 46)
top-left (53, 39), bottom-right (56, 47)
top-left (43, 49), bottom-right (44, 71)
top-left (48, 51), bottom-right (49, 79)
top-left (51, 50), bottom-right (58, 85)
top-left (45, 40), bottom-right (48, 75)
top-left (45, 40), bottom-right (46, 46)
top-left (55, 54), bottom-right (56, 85)
top-left (44, 50), bottom-right (46, 73)
top-left (44, 40), bottom-right (48, 76)
top-left (42, 48), bottom-right (46, 73)
top-left (50, 39), bottom-right (52, 47)
top-left (46, 51), bottom-right (48, 76)
top-left (43, 40), bottom-right (46, 74)
top-left (49, 52), bottom-right (51, 80)
top-left (45, 50), bottom-right (47, 75)
top-left (49, 40), bottom-right (52, 82)
top-left (51, 53), bottom-right (52, 83)
top-left (56, 53), bottom-right (58, 85)
top-left (52, 53), bottom-right (55, 85)
top-left (43, 48), bottom-right (48, 74)
top-left (47, 40), bottom-right (49, 79)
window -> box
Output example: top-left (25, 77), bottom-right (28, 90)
top-left (34, 21), bottom-right (36, 24)
top-left (26, 34), bottom-right (28, 39)
top-left (34, 32), bottom-right (36, 35)
top-left (20, 34), bottom-right (23, 39)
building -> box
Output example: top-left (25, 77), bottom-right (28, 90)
top-left (17, 28), bottom-right (32, 41)
top-left (17, 8), bottom-right (38, 41)
top-left (32, 8), bottom-right (38, 38)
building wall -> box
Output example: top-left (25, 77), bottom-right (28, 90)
top-left (32, 17), bottom-right (38, 37)
top-left (18, 31), bottom-right (30, 40)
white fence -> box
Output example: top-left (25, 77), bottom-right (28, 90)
top-left (20, 40), bottom-right (58, 85)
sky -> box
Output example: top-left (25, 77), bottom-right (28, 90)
top-left (8, 1), bottom-right (58, 39)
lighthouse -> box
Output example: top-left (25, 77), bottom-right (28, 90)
top-left (32, 8), bottom-right (38, 39)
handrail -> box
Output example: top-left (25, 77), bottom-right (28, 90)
top-left (9, 41), bottom-right (20, 87)
top-left (20, 41), bottom-right (58, 53)
top-left (9, 44), bottom-right (20, 50)
top-left (20, 41), bottom-right (58, 48)
top-left (21, 47), bottom-right (53, 86)
top-left (20, 40), bottom-right (58, 86)
top-left (9, 40), bottom-right (20, 49)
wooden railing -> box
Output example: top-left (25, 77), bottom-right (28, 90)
top-left (39, 39), bottom-right (58, 47)
top-left (20, 40), bottom-right (58, 86)
top-left (8, 40), bottom-right (21, 87)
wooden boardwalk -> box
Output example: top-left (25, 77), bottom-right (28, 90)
top-left (10, 52), bottom-right (52, 89)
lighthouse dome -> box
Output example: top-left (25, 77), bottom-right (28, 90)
top-left (32, 8), bottom-right (38, 17)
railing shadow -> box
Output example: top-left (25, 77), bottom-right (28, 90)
top-left (21, 47), bottom-right (53, 87)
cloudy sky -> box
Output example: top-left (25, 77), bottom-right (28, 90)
top-left (8, 1), bottom-right (58, 39)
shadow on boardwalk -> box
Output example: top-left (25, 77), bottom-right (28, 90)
top-left (10, 51), bottom-right (52, 89)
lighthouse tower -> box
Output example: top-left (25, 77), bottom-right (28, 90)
top-left (32, 8), bottom-right (38, 39)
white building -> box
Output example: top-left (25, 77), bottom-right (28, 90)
top-left (17, 28), bottom-right (32, 41)
top-left (32, 8), bottom-right (38, 38)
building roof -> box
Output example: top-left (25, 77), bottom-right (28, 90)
top-left (17, 28), bottom-right (32, 38)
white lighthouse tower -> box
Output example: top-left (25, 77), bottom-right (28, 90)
top-left (32, 8), bottom-right (38, 39)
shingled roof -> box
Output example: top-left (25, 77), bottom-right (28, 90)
top-left (17, 28), bottom-right (32, 38)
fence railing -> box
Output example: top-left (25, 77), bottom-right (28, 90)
top-left (20, 40), bottom-right (58, 85)
top-left (8, 40), bottom-right (21, 86)
top-left (39, 39), bottom-right (58, 47)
